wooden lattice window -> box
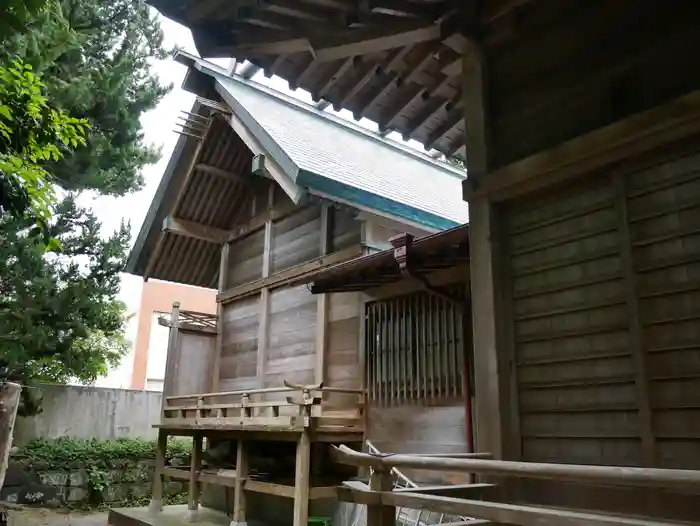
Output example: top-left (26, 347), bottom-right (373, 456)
top-left (365, 287), bottom-right (466, 406)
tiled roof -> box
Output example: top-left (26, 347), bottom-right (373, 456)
top-left (196, 59), bottom-right (469, 227)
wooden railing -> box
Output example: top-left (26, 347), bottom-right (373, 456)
top-left (331, 445), bottom-right (700, 526)
top-left (160, 381), bottom-right (366, 432)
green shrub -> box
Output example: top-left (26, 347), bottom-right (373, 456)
top-left (14, 436), bottom-right (191, 469)
top-left (12, 437), bottom-right (192, 509)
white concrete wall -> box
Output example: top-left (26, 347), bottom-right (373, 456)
top-left (14, 384), bottom-right (161, 444)
top-left (145, 311), bottom-right (169, 391)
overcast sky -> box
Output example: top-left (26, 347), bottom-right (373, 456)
top-left (82, 12), bottom-right (430, 316)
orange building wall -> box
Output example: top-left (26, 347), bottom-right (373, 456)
top-left (130, 280), bottom-right (216, 389)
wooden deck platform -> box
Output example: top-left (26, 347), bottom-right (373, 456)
top-left (147, 383), bottom-right (365, 526)
top-left (108, 505), bottom-right (230, 526)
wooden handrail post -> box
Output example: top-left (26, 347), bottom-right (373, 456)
top-left (186, 432), bottom-right (203, 522)
top-left (367, 466), bottom-right (395, 526)
top-left (148, 429), bottom-right (169, 514)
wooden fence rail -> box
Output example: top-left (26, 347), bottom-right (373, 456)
top-left (160, 382), bottom-right (367, 431)
top-left (331, 446), bottom-right (700, 526)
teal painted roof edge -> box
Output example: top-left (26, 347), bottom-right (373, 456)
top-left (297, 169), bottom-right (460, 231)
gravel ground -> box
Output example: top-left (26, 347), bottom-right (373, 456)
top-left (7, 508), bottom-right (109, 526)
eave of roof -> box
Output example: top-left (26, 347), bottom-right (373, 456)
top-left (146, 0), bottom-right (478, 160)
top-left (124, 100), bottom-right (203, 276)
top-left (305, 223), bottom-right (470, 294)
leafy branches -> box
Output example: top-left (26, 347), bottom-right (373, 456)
top-left (2, 0), bottom-right (173, 195)
top-left (0, 59), bottom-right (86, 224)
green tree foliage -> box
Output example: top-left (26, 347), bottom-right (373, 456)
top-left (2, 0), bottom-right (172, 194)
top-left (0, 0), bottom-right (171, 413)
top-left (0, 196), bottom-right (131, 414)
top-left (0, 59), bottom-right (87, 225)
top-left (0, 0), bottom-right (48, 36)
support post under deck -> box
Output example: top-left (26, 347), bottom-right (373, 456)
top-left (292, 430), bottom-right (311, 526)
top-left (231, 439), bottom-right (248, 526)
top-left (187, 432), bottom-right (203, 521)
top-left (148, 429), bottom-right (168, 514)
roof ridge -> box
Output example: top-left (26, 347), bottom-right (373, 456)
top-left (186, 55), bottom-right (466, 180)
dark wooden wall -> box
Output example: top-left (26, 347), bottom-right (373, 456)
top-left (494, 140), bottom-right (700, 521)
top-left (487, 0), bottom-right (700, 170)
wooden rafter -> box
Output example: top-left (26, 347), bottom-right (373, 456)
top-left (265, 54), bottom-right (288, 77)
top-left (314, 57), bottom-right (355, 101)
top-left (266, 0), bottom-right (335, 22)
top-left (380, 85), bottom-right (427, 132)
top-left (347, 45), bottom-right (412, 117)
top-left (292, 55), bottom-right (322, 90)
top-left (379, 46), bottom-right (459, 131)
top-left (364, 0), bottom-right (440, 19)
top-left (335, 57), bottom-right (379, 110)
top-left (425, 107), bottom-right (462, 151)
top-left (162, 216), bottom-right (229, 245)
top-left (313, 23), bottom-right (442, 62)
top-left (403, 96), bottom-right (448, 140)
top-left (353, 44), bottom-right (423, 120)
top-left (195, 163), bottom-right (247, 183)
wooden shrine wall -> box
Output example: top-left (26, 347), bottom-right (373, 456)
top-left (215, 185), bottom-right (369, 395)
top-left (163, 327), bottom-right (218, 399)
top-left (495, 141), bottom-right (700, 520)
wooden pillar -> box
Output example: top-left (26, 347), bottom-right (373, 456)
top-left (315, 203), bottom-right (330, 386)
top-left (212, 242), bottom-right (230, 392)
top-left (468, 197), bottom-right (505, 460)
top-left (292, 430), bottom-right (311, 526)
top-left (161, 302), bottom-right (181, 413)
top-left (366, 466), bottom-right (395, 526)
top-left (148, 429), bottom-right (168, 514)
top-left (187, 432), bottom-right (203, 521)
top-left (256, 184), bottom-right (274, 388)
top-left (460, 35), bottom-right (510, 460)
top-left (231, 439), bottom-right (248, 526)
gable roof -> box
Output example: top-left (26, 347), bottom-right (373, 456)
top-left (125, 54), bottom-right (468, 288)
top-left (186, 54), bottom-right (469, 229)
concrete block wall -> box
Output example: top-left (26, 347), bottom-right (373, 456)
top-left (14, 384), bottom-right (161, 444)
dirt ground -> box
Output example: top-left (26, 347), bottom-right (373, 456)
top-left (8, 508), bottom-right (109, 526)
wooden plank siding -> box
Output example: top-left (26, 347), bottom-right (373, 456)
top-left (220, 295), bottom-right (260, 391)
top-left (498, 144), bottom-right (700, 519)
top-left (265, 284), bottom-right (317, 390)
top-left (215, 186), bottom-right (369, 397)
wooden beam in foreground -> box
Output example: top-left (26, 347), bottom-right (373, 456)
top-left (337, 487), bottom-right (685, 526)
top-left (162, 215), bottom-right (229, 245)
